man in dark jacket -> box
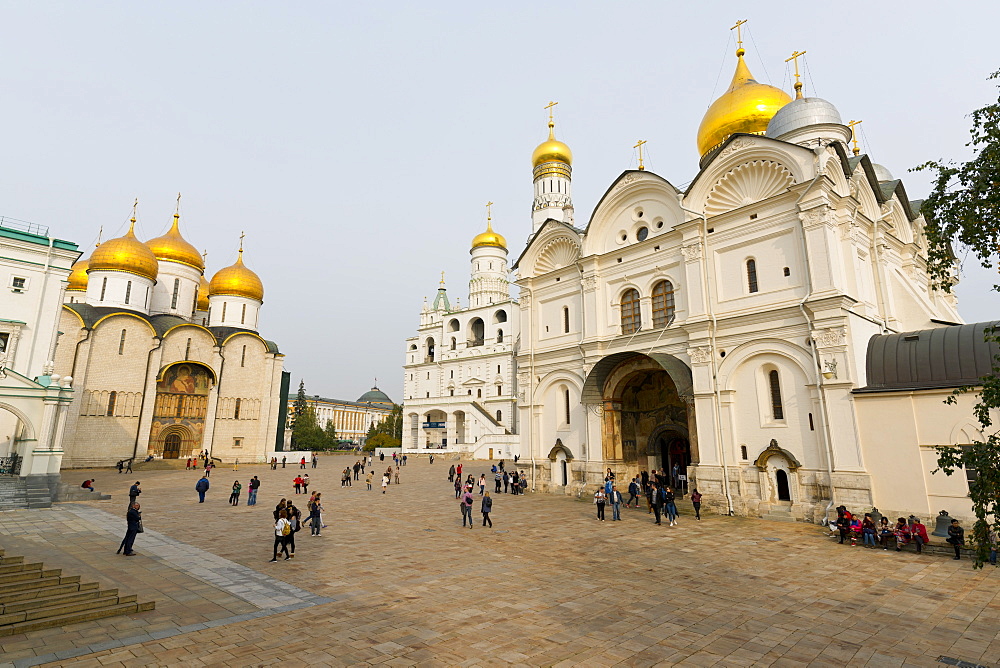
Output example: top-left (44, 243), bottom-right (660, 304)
top-left (247, 476), bottom-right (260, 506)
top-left (128, 481), bottom-right (141, 509)
top-left (118, 502), bottom-right (142, 556)
top-left (650, 483), bottom-right (664, 525)
top-left (195, 476), bottom-right (210, 503)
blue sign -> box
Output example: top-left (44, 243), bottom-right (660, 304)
top-left (422, 422), bottom-right (446, 429)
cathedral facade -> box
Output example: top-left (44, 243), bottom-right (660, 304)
top-left (406, 36), bottom-right (987, 523)
top-left (54, 207), bottom-right (284, 466)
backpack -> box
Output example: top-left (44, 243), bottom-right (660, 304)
top-left (281, 522), bottom-right (291, 536)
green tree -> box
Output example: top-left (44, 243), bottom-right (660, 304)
top-left (915, 69), bottom-right (1000, 568)
top-left (290, 380), bottom-right (327, 452)
top-left (365, 432), bottom-right (399, 453)
top-left (323, 419), bottom-right (338, 450)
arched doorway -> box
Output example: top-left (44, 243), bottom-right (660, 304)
top-left (149, 362), bottom-right (215, 459)
top-left (611, 365), bottom-right (690, 474)
top-left (163, 433), bottom-right (182, 459)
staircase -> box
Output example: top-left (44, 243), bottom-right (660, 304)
top-left (0, 478), bottom-right (28, 511)
top-left (762, 502), bottom-right (797, 523)
top-left (0, 548), bottom-right (154, 637)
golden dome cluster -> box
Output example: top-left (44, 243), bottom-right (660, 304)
top-left (89, 219), bottom-right (159, 282)
top-left (197, 275), bottom-right (211, 311)
top-left (697, 47), bottom-right (792, 157)
top-left (209, 250), bottom-right (264, 302)
top-left (66, 257), bottom-right (89, 292)
top-left (146, 213), bottom-right (204, 271)
top-left (472, 221), bottom-right (507, 251)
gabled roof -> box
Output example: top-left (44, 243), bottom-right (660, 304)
top-left (511, 218), bottom-right (580, 270)
top-left (585, 169), bottom-right (679, 234)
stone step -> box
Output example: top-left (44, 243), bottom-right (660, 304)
top-left (0, 567), bottom-right (59, 585)
top-left (0, 574), bottom-right (79, 596)
top-left (0, 562), bottom-right (42, 576)
top-left (0, 581), bottom-right (98, 604)
top-left (0, 555), bottom-right (24, 566)
top-left (0, 591), bottom-right (136, 626)
top-left (0, 601), bottom-right (143, 637)
top-left (762, 513), bottom-right (797, 522)
top-left (0, 588), bottom-right (117, 614)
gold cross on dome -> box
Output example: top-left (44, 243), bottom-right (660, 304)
top-left (847, 119), bottom-right (863, 156)
top-left (175, 192), bottom-right (182, 214)
top-left (544, 101), bottom-right (558, 123)
top-left (730, 19), bottom-right (747, 49)
top-left (634, 139), bottom-right (647, 171)
top-left (486, 201), bottom-right (493, 222)
top-left (440, 271), bottom-right (445, 285)
top-left (785, 50), bottom-right (807, 98)
top-left (239, 231), bottom-right (246, 252)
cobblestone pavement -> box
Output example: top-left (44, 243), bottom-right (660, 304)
top-left (1, 455), bottom-right (998, 667)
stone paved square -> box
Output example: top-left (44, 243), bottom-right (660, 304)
top-left (1, 455), bottom-right (998, 667)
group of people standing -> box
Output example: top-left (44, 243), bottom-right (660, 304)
top-left (596, 468), bottom-right (699, 526)
top-left (449, 463), bottom-right (514, 528)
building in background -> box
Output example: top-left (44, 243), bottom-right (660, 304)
top-left (289, 386), bottom-right (394, 445)
top-left (401, 208), bottom-right (520, 460)
top-left (53, 203), bottom-right (284, 465)
top-left (0, 216), bottom-right (79, 493)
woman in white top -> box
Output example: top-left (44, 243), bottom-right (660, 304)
top-left (381, 474), bottom-right (389, 494)
top-left (270, 509), bottom-right (291, 561)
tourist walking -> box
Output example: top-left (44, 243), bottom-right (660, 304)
top-left (366, 471), bottom-right (373, 490)
top-left (117, 502), bottom-right (142, 556)
top-left (456, 463), bottom-right (462, 480)
top-left (286, 503), bottom-right (300, 558)
top-left (479, 474), bottom-right (486, 495)
top-left (494, 470), bottom-right (502, 493)
top-left (482, 491), bottom-right (493, 527)
top-left (248, 476), bottom-right (260, 506)
top-left (650, 483), bottom-right (663, 525)
top-left (353, 461), bottom-right (361, 480)
top-left (947, 519), bottom-right (965, 560)
top-left (381, 473), bottom-right (389, 493)
top-left (229, 480), bottom-right (242, 506)
top-left (195, 475), bottom-right (210, 503)
top-left (461, 489), bottom-right (474, 528)
top-left (128, 481), bottom-right (142, 508)
top-left (502, 470), bottom-right (510, 494)
top-left (312, 454), bottom-right (318, 469)
top-left (627, 477), bottom-right (640, 508)
top-left (664, 487), bottom-right (678, 526)
top-left (293, 476), bottom-right (303, 494)
top-left (117, 460), bottom-right (125, 474)
top-left (270, 509), bottom-right (291, 561)
top-left (281, 456), bottom-right (287, 468)
top-left (510, 471), bottom-right (519, 495)
top-left (302, 474), bottom-right (310, 493)
top-left (609, 485), bottom-right (623, 521)
top-left (454, 478), bottom-right (462, 498)
top-left (594, 486), bottom-right (607, 522)
top-left (300, 457), bottom-right (307, 469)
top-left (448, 464), bottom-right (455, 482)
top-left (690, 488), bottom-right (702, 520)
top-left (308, 494), bottom-right (323, 536)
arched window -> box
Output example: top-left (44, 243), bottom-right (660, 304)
top-left (496, 410), bottom-right (502, 422)
top-left (118, 329), bottom-right (127, 355)
top-left (497, 329), bottom-right (504, 343)
top-left (106, 391), bottom-right (117, 417)
top-left (747, 259), bottom-right (759, 294)
top-left (171, 278), bottom-right (180, 309)
top-left (448, 319), bottom-right (460, 332)
top-left (469, 318), bottom-right (485, 347)
top-left (426, 337), bottom-right (435, 362)
top-left (234, 398), bottom-right (242, 420)
top-left (563, 307), bottom-right (570, 333)
top-left (564, 387), bottom-right (571, 425)
top-left (124, 281), bottom-right (132, 305)
top-left (450, 337), bottom-right (456, 350)
top-left (652, 281), bottom-right (675, 328)
top-left (768, 369), bottom-right (784, 420)
top-left (494, 310), bottom-right (507, 323)
top-left (477, 388), bottom-right (482, 398)
top-left (620, 289), bottom-right (641, 335)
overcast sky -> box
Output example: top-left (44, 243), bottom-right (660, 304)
top-left (2, 2), bottom-right (997, 402)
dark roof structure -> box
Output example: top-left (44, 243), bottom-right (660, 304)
top-left (356, 386), bottom-right (394, 405)
top-left (857, 321), bottom-right (1000, 393)
top-left (62, 303), bottom-right (280, 353)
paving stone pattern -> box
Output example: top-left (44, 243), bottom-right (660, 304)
top-left (0, 455), bottom-right (998, 667)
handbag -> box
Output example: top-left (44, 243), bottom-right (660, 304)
top-left (136, 520), bottom-right (144, 534)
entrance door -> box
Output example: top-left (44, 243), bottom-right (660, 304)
top-left (489, 448), bottom-right (493, 460)
top-left (561, 459), bottom-right (568, 486)
top-left (775, 469), bottom-right (791, 501)
top-left (163, 433), bottom-right (182, 459)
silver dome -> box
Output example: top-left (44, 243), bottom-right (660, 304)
top-left (871, 163), bottom-right (894, 181)
top-left (765, 97), bottom-right (843, 138)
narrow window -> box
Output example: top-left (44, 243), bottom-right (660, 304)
top-left (124, 281), bottom-right (132, 304)
top-left (747, 259), bottom-right (759, 293)
top-left (185, 338), bottom-right (191, 359)
top-left (107, 391), bottom-right (117, 416)
top-left (451, 337), bottom-right (456, 350)
top-left (241, 345), bottom-right (246, 367)
top-left (221, 302), bottom-right (227, 321)
top-left (497, 385), bottom-right (502, 396)
top-left (564, 388), bottom-right (571, 425)
top-left (496, 410), bottom-right (502, 422)
top-left (808, 412), bottom-right (815, 431)
top-left (769, 369), bottom-right (784, 420)
top-left (741, 445), bottom-right (748, 460)
top-left (497, 365), bottom-right (501, 374)
top-left (171, 278), bottom-right (180, 309)
top-left (118, 329), bottom-right (126, 355)
top-left (100, 277), bottom-right (107, 301)
top-left (651, 280), bottom-right (675, 328)
top-left (241, 303), bottom-right (246, 325)
top-left (497, 329), bottom-right (504, 343)
top-left (450, 370), bottom-right (454, 378)
top-left (563, 306), bottom-right (570, 333)
top-left (620, 288), bottom-right (641, 334)
top-left (234, 398), bottom-right (242, 420)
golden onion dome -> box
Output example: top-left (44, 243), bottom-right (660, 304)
top-left (197, 275), bottom-right (210, 311)
top-left (697, 48), bottom-right (792, 157)
top-left (209, 250), bottom-right (264, 302)
top-left (146, 213), bottom-right (204, 271)
top-left (472, 220), bottom-right (507, 251)
top-left (88, 218), bottom-right (159, 282)
top-left (66, 256), bottom-right (89, 292)
top-left (531, 122), bottom-right (573, 168)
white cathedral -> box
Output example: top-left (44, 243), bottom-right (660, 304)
top-left (404, 37), bottom-right (990, 524)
